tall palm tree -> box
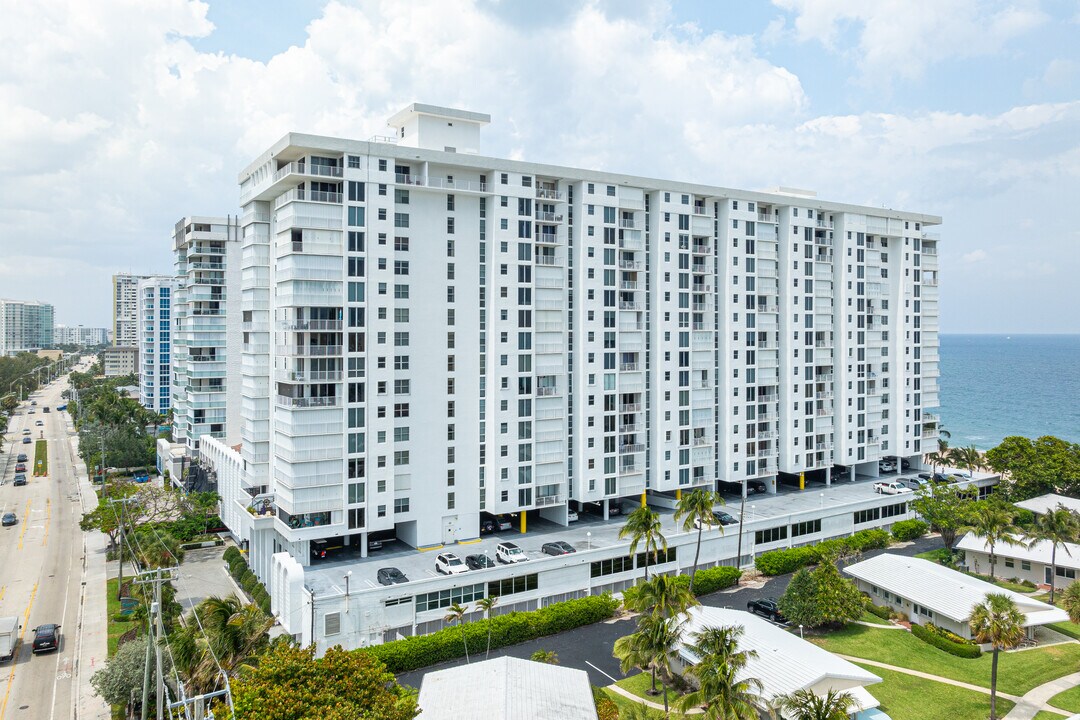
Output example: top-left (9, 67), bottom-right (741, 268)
top-left (1026, 505), bottom-right (1079, 603)
top-left (169, 595), bottom-right (273, 694)
top-left (937, 425), bottom-right (952, 454)
top-left (620, 505), bottom-right (667, 581)
top-left (613, 613), bottom-right (684, 716)
top-left (964, 501), bottom-right (1018, 580)
top-left (970, 593), bottom-right (1025, 720)
top-left (1062, 581), bottom-right (1080, 623)
top-left (674, 488), bottom-right (724, 593)
top-left (949, 445), bottom-right (984, 476)
top-left (628, 573), bottom-right (698, 621)
top-left (773, 688), bottom-right (858, 720)
top-left (675, 625), bottom-right (763, 720)
top-left (925, 450), bottom-right (945, 475)
top-left (476, 596), bottom-right (498, 659)
top-left (444, 602), bottom-right (470, 664)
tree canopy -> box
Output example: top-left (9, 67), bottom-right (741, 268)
top-left (986, 435), bottom-right (1080, 500)
top-left (911, 484), bottom-right (976, 549)
top-left (777, 556), bottom-right (864, 628)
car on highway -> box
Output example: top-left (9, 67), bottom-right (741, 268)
top-left (873, 481), bottom-right (912, 495)
top-left (14, 463), bottom-right (26, 473)
top-left (29, 401), bottom-right (36, 406)
top-left (465, 554), bottom-right (496, 570)
top-left (747, 598), bottom-right (785, 622)
top-left (35, 420), bottom-right (43, 427)
top-left (496, 541), bottom-right (529, 564)
top-left (16, 454), bottom-right (27, 463)
top-left (1, 513), bottom-right (16, 527)
top-left (13, 475), bottom-right (27, 487)
top-left (21, 437), bottom-right (30, 445)
top-left (56, 405), bottom-right (66, 411)
top-left (21, 429), bottom-right (30, 436)
top-left (31, 624), bottom-right (60, 653)
top-left (541, 541), bottom-right (576, 556)
top-left (434, 552), bottom-right (469, 575)
top-left (377, 567), bottom-right (408, 586)
top-left (27, 409), bottom-right (34, 415)
top-left (42, 407), bottom-right (49, 413)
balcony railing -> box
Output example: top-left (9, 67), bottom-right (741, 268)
top-left (395, 174), bottom-right (489, 193)
top-left (692, 206), bottom-right (710, 216)
top-left (276, 345), bottom-right (342, 357)
top-left (273, 161), bottom-right (343, 182)
top-left (274, 395), bottom-right (340, 409)
top-left (619, 443), bottom-right (645, 454)
top-left (620, 403), bottom-right (642, 413)
top-left (282, 319), bottom-right (343, 331)
top-left (536, 187), bottom-right (564, 201)
top-left (620, 362), bottom-right (641, 372)
top-left (535, 211), bottom-right (564, 223)
top-left (536, 386), bottom-right (560, 397)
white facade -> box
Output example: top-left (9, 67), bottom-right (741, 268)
top-left (957, 532), bottom-right (1080, 591)
top-left (53, 325), bottom-right (109, 347)
top-left (112, 273), bottom-right (150, 347)
top-left (0, 299), bottom-right (54, 355)
top-left (227, 105), bottom-right (942, 573)
top-left (102, 346), bottom-right (138, 377)
top-left (171, 216), bottom-right (242, 455)
top-left (137, 276), bottom-right (176, 413)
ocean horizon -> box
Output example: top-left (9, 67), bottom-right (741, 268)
top-left (939, 333), bottom-right (1080, 451)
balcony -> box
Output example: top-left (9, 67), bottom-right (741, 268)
top-left (619, 443), bottom-right (645, 454)
top-left (536, 186), bottom-right (564, 201)
top-left (276, 369), bottom-right (343, 383)
top-left (619, 259), bottom-right (643, 270)
top-left (276, 345), bottom-right (342, 357)
top-left (618, 218), bottom-right (636, 229)
top-left (535, 255), bottom-right (563, 267)
top-left (281, 319), bottom-right (343, 331)
top-left (535, 211), bottom-right (564, 223)
top-left (535, 343), bottom-right (563, 354)
top-left (692, 243), bottom-right (710, 255)
top-left (395, 174), bottom-right (488, 193)
top-left (620, 362), bottom-right (641, 372)
top-left (619, 301), bottom-right (643, 311)
top-left (620, 402), bottom-right (642, 413)
top-left (692, 206), bottom-right (710, 216)
top-left (618, 236), bottom-right (644, 251)
top-left (757, 211), bottom-right (777, 223)
top-left (536, 386), bottom-right (561, 397)
top-left (535, 494), bottom-right (565, 507)
top-left (280, 510), bottom-right (333, 530)
top-left (274, 188), bottom-right (343, 209)
top-left (816, 218), bottom-right (834, 229)
top-left (536, 232), bottom-right (559, 245)
top-left (621, 281), bottom-right (641, 290)
top-left (619, 322), bottom-right (644, 332)
top-left (691, 263), bottom-right (709, 274)
top-left (274, 395), bottom-right (340, 409)
top-left (273, 161), bottom-right (343, 182)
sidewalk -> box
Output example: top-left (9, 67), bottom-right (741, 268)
top-left (1003, 670), bottom-right (1080, 720)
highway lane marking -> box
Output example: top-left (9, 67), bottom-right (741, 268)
top-left (0, 582), bottom-right (37, 720)
top-left (0, 587), bottom-right (4, 604)
top-left (16, 500), bottom-right (31, 550)
top-left (585, 660), bottom-right (619, 684)
top-left (41, 498), bottom-right (50, 547)
top-left (48, 555), bottom-right (75, 720)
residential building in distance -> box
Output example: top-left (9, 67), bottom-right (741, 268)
top-left (957, 532), bottom-right (1080, 591)
top-left (53, 324), bottom-right (109, 347)
top-left (138, 276), bottom-right (176, 414)
top-left (112, 272), bottom-right (151, 346)
top-left (171, 215), bottom-right (242, 456)
top-left (102, 345), bottom-right (138, 377)
top-left (0, 299), bottom-right (54, 355)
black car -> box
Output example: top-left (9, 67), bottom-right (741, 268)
top-left (919, 472), bottom-right (952, 484)
top-left (479, 518), bottom-right (496, 534)
top-left (466, 554), bottom-right (496, 570)
top-left (747, 598), bottom-right (785, 622)
top-left (16, 454), bottom-right (27, 463)
top-left (377, 567), bottom-right (408, 585)
top-left (714, 510), bottom-right (738, 526)
top-left (32, 624), bottom-right (60, 653)
top-left (541, 541), bottom-right (576, 556)
top-left (747, 480), bottom-right (767, 494)
top-left (13, 475), bottom-right (27, 487)
top-left (1, 513), bottom-right (16, 527)
top-left (900, 458), bottom-right (911, 471)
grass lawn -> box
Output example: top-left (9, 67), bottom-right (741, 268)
top-left (1033, 713), bottom-right (1070, 720)
top-left (854, 663), bottom-right (1015, 720)
top-left (859, 610), bottom-right (893, 626)
top-left (603, 688), bottom-right (682, 719)
top-left (1049, 684), bottom-right (1080, 713)
top-left (106, 576), bottom-right (138, 656)
top-left (33, 439), bottom-right (47, 476)
top-left (616, 672), bottom-right (685, 708)
top-left (1047, 620), bottom-right (1080, 640)
top-left (915, 547), bottom-right (953, 563)
top-left (811, 624), bottom-right (1080, 696)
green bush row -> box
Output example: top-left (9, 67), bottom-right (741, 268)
top-left (911, 623), bottom-right (982, 658)
top-left (926, 622), bottom-right (973, 646)
top-left (755, 529), bottom-right (891, 576)
top-left (891, 519), bottom-right (929, 542)
top-left (226, 549), bottom-right (272, 617)
top-left (624, 566), bottom-right (742, 608)
top-left (223, 546), bottom-right (242, 563)
top-left (863, 599), bottom-right (892, 620)
top-left (365, 594), bottom-right (620, 673)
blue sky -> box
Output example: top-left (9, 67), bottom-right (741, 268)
top-left (1, 0), bottom-right (1078, 332)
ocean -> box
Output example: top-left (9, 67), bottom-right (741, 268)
top-left (939, 334), bottom-right (1080, 450)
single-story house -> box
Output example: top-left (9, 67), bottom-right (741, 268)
top-left (956, 533), bottom-right (1080, 591)
top-left (1015, 493), bottom-right (1080, 517)
top-left (417, 655), bottom-right (598, 720)
top-left (674, 606), bottom-right (886, 719)
top-left (845, 554), bottom-right (1069, 641)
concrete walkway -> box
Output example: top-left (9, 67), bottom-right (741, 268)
top-left (1002, 670), bottom-right (1080, 720)
top-left (852, 620), bottom-right (907, 630)
top-left (605, 683), bottom-right (703, 715)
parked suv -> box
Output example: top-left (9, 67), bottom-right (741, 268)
top-left (435, 552), bottom-right (469, 575)
top-left (747, 598), bottom-right (785, 622)
top-left (496, 541), bottom-right (529, 564)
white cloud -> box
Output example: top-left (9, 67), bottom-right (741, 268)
top-left (962, 249), bottom-right (987, 263)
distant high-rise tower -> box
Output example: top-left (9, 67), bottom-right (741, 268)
top-left (112, 273), bottom-right (150, 347)
top-left (138, 276), bottom-right (177, 413)
top-left (0, 299), bottom-right (54, 356)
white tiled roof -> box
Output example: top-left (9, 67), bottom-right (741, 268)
top-left (956, 533), bottom-right (1080, 572)
top-left (844, 553), bottom-right (1069, 626)
top-left (417, 656), bottom-right (598, 720)
top-left (677, 607), bottom-right (880, 703)
top-left (1015, 494), bottom-right (1080, 516)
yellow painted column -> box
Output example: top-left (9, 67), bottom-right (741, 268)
top-left (520, 512), bottom-right (526, 534)
top-left (641, 490), bottom-right (647, 507)
top-left (675, 489), bottom-right (682, 500)
top-left (799, 472), bottom-right (805, 490)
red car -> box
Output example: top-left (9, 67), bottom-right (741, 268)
top-left (14, 463), bottom-right (26, 473)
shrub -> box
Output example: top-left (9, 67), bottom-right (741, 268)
top-left (911, 623), bottom-right (982, 658)
top-left (892, 610), bottom-right (910, 623)
top-left (258, 597), bottom-right (272, 617)
top-left (223, 546), bottom-right (241, 563)
top-left (240, 571), bottom-right (258, 594)
top-left (862, 597), bottom-right (892, 620)
top-left (755, 530), bottom-right (892, 576)
top-left (366, 594), bottom-right (619, 673)
top-left (593, 685), bottom-right (619, 720)
top-left (891, 519), bottom-right (929, 542)
top-left (690, 566), bottom-right (742, 595)
top-left (926, 622), bottom-right (973, 646)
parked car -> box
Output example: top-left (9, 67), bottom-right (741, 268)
top-left (902, 477), bottom-right (931, 491)
top-left (1, 513), bottom-right (16, 527)
top-left (376, 567), bottom-right (408, 585)
top-left (694, 511), bottom-right (738, 530)
top-left (900, 458), bottom-right (911, 471)
top-left (13, 475), bottom-right (27, 487)
top-left (541, 541), bottom-right (576, 556)
top-left (16, 454), bottom-right (27, 463)
top-left (465, 554), bottom-right (496, 570)
top-left (34, 421), bottom-right (43, 427)
top-left (479, 518), bottom-right (496, 534)
top-left (873, 481), bottom-right (912, 495)
top-left (310, 538), bottom-right (344, 560)
top-left (567, 509), bottom-right (579, 523)
top-left (720, 480), bottom-right (766, 495)
top-left (494, 514), bottom-right (516, 531)
top-left (21, 438), bottom-right (30, 445)
top-left (14, 464), bottom-right (26, 473)
top-left (747, 479), bottom-right (767, 494)
top-left (878, 460), bottom-right (896, 473)
top-left (496, 541), bottom-right (529, 564)
top-left (31, 624), bottom-right (60, 653)
top-left (919, 472), bottom-right (952, 484)
top-left (42, 407), bottom-right (49, 413)
top-left (608, 501), bottom-right (624, 516)
top-left (435, 552), bottom-right (469, 575)
top-left (21, 429), bottom-right (30, 436)
top-left (747, 598), bottom-right (785, 622)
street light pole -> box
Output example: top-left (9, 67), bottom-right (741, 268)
top-left (344, 571), bottom-right (352, 614)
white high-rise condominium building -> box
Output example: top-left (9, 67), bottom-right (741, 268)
top-left (113, 273), bottom-right (151, 347)
top-left (171, 216), bottom-right (243, 455)
top-left (230, 104), bottom-right (941, 569)
top-left (137, 276), bottom-right (176, 413)
top-left (54, 325), bottom-right (109, 347)
top-left (0, 299), bottom-right (54, 356)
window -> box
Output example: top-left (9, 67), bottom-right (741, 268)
top-left (415, 584), bottom-right (485, 612)
top-left (880, 502), bottom-right (907, 519)
top-left (1056, 566), bottom-right (1077, 580)
top-left (324, 612), bottom-right (341, 635)
top-left (1004, 558), bottom-right (1015, 569)
top-left (636, 547), bottom-right (677, 569)
top-left (1021, 560), bottom-right (1031, 571)
top-left (591, 556), bottom-right (634, 578)
top-left (394, 497), bottom-right (410, 513)
top-left (487, 574), bottom-right (538, 598)
top-left (755, 526), bottom-right (787, 544)
top-left (790, 519), bottom-right (821, 538)
top-left (854, 508), bottom-right (881, 524)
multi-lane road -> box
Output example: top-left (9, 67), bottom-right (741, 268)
top-left (0, 366), bottom-right (93, 720)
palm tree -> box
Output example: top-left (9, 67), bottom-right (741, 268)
top-left (773, 688), bottom-right (858, 720)
top-left (530, 649), bottom-right (559, 664)
top-left (169, 595), bottom-right (273, 694)
top-left (1062, 581), bottom-right (1080, 623)
top-left (620, 505), bottom-right (667, 581)
top-left (675, 625), bottom-right (763, 720)
top-left (613, 613), bottom-right (684, 716)
top-left (476, 596), bottom-right (498, 659)
top-left (444, 602), bottom-right (470, 663)
top-left (628, 573), bottom-right (698, 621)
top-left (970, 593), bottom-right (1025, 720)
top-left (674, 488), bottom-right (724, 593)
top-left (925, 450), bottom-right (945, 475)
top-left (937, 425), bottom-right (952, 454)
top-left (965, 501), bottom-right (1018, 580)
top-left (949, 445), bottom-right (984, 476)
top-left (1026, 505), bottom-right (1079, 603)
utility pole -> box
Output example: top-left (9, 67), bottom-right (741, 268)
top-left (111, 496), bottom-right (137, 600)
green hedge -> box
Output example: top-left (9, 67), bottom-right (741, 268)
top-left (755, 529), bottom-right (891, 576)
top-left (911, 623), bottom-right (982, 658)
top-left (365, 594), bottom-right (620, 673)
top-left (226, 550), bottom-right (272, 617)
top-left (865, 601), bottom-right (892, 620)
top-left (689, 566), bottom-right (742, 595)
top-left (891, 519), bottom-right (929, 542)
top-left (223, 546), bottom-right (242, 564)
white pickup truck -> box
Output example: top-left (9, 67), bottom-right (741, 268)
top-left (873, 481), bottom-right (913, 495)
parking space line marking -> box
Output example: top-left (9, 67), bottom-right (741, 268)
top-left (585, 660), bottom-right (619, 684)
